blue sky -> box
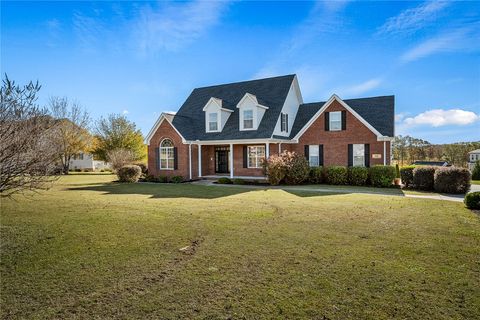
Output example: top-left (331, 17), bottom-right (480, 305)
top-left (2, 0), bottom-right (479, 143)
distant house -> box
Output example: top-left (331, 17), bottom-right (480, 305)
top-left (70, 153), bottom-right (110, 171)
top-left (145, 74), bottom-right (395, 180)
top-left (412, 161), bottom-right (449, 167)
top-left (468, 149), bottom-right (480, 171)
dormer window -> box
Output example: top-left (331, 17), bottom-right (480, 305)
top-left (243, 110), bottom-right (254, 129)
top-left (208, 112), bottom-right (218, 131)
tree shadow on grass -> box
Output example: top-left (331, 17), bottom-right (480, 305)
top-left (68, 182), bottom-right (348, 199)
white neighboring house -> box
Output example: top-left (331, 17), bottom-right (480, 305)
top-left (468, 149), bottom-right (480, 171)
top-left (69, 152), bottom-right (111, 171)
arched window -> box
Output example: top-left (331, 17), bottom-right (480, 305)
top-left (160, 139), bottom-right (174, 169)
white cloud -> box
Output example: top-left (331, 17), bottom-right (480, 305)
top-left (133, 1), bottom-right (229, 55)
top-left (377, 1), bottom-right (450, 35)
top-left (122, 109), bottom-right (129, 115)
top-left (403, 109), bottom-right (480, 127)
top-left (395, 113), bottom-right (407, 123)
top-left (339, 78), bottom-right (382, 96)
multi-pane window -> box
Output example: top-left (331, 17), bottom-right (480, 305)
top-left (281, 113), bottom-right (289, 132)
top-left (353, 144), bottom-right (365, 167)
top-left (243, 110), bottom-right (254, 129)
top-left (329, 111), bottom-right (342, 131)
top-left (247, 146), bottom-right (265, 168)
top-left (309, 145), bottom-right (319, 167)
top-left (160, 139), bottom-right (174, 170)
top-left (208, 112), bottom-right (218, 131)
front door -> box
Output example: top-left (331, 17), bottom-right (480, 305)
top-left (215, 146), bottom-right (230, 173)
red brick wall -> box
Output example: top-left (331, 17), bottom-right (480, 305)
top-left (148, 120), bottom-right (192, 179)
top-left (290, 100), bottom-right (391, 166)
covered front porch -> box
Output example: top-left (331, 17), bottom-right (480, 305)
top-left (194, 140), bottom-right (288, 179)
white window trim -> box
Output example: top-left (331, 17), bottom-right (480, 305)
top-left (247, 145), bottom-right (265, 169)
top-left (329, 111), bottom-right (342, 131)
top-left (309, 145), bottom-right (319, 167)
top-left (159, 139), bottom-right (175, 170)
top-left (241, 109), bottom-right (255, 131)
top-left (353, 144), bottom-right (365, 167)
top-left (207, 112), bottom-right (220, 132)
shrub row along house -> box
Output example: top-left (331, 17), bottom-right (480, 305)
top-left (145, 75), bottom-right (394, 180)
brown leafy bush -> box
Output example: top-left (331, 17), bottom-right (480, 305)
top-left (117, 165), bottom-right (142, 183)
top-left (413, 166), bottom-right (436, 190)
top-left (434, 167), bottom-right (471, 194)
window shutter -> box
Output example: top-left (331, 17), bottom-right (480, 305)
top-left (348, 144), bottom-right (353, 167)
top-left (173, 147), bottom-right (178, 170)
top-left (319, 144), bottom-right (324, 166)
top-left (155, 147), bottom-right (160, 170)
top-left (341, 110), bottom-right (346, 130)
top-left (364, 144), bottom-right (370, 168)
top-left (325, 112), bottom-right (330, 131)
top-left (286, 114), bottom-right (289, 133)
top-left (243, 146), bottom-right (248, 168)
top-left (304, 145), bottom-right (309, 161)
top-left (280, 114), bottom-right (284, 132)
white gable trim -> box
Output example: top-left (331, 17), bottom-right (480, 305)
top-left (145, 113), bottom-right (186, 145)
top-left (293, 94), bottom-right (387, 141)
top-left (202, 97), bottom-right (233, 113)
top-left (236, 93), bottom-right (269, 110)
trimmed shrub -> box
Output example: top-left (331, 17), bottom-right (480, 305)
top-left (117, 165), bottom-right (142, 183)
top-left (472, 160), bottom-right (480, 180)
top-left (369, 165), bottom-right (395, 188)
top-left (171, 175), bottom-right (184, 183)
top-left (264, 154), bottom-right (286, 185)
top-left (157, 176), bottom-right (168, 183)
top-left (75, 168), bottom-right (82, 172)
top-left (413, 166), bottom-right (436, 190)
top-left (309, 167), bottom-right (324, 184)
top-left (233, 178), bottom-right (245, 185)
top-left (283, 152), bottom-right (310, 185)
top-left (348, 167), bottom-right (369, 186)
top-left (434, 167), bottom-right (471, 194)
top-left (464, 191), bottom-right (480, 209)
top-left (144, 174), bottom-right (156, 182)
top-left (217, 177), bottom-right (232, 184)
top-left (325, 166), bottom-right (348, 185)
top-left (400, 166), bottom-right (415, 187)
top-left (395, 164), bottom-right (400, 179)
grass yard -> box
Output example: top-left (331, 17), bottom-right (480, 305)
top-left (471, 180), bottom-right (480, 185)
top-left (1, 174), bottom-right (479, 319)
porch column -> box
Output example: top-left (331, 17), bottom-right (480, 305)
top-left (278, 143), bottom-right (281, 154)
top-left (188, 144), bottom-right (192, 180)
top-left (229, 143), bottom-right (234, 179)
top-left (198, 144), bottom-right (202, 177)
top-left (383, 141), bottom-right (386, 165)
top-left (266, 143), bottom-right (270, 158)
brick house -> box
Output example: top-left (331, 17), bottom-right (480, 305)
top-left (145, 75), bottom-right (394, 180)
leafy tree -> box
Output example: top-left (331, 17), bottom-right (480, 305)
top-left (0, 75), bottom-right (59, 197)
top-left (93, 114), bottom-right (146, 162)
top-left (471, 161), bottom-right (480, 180)
top-left (49, 97), bottom-right (91, 174)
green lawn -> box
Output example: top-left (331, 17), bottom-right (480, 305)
top-left (471, 180), bottom-right (480, 185)
top-left (1, 175), bottom-right (479, 319)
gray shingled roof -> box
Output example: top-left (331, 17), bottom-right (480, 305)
top-left (172, 75), bottom-right (295, 141)
top-left (290, 95), bottom-right (395, 138)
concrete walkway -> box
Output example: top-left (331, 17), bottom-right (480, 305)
top-left (191, 179), bottom-right (474, 203)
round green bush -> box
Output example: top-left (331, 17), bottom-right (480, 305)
top-left (217, 177), bottom-right (232, 184)
top-left (400, 165), bottom-right (415, 187)
top-left (171, 175), bottom-right (184, 183)
top-left (117, 165), bottom-right (142, 183)
top-left (413, 166), bottom-right (436, 190)
top-left (464, 191), bottom-right (480, 209)
top-left (434, 167), bottom-right (471, 194)
top-left (348, 167), bottom-right (369, 186)
top-left (309, 167), bottom-right (324, 184)
top-left (157, 176), bottom-right (168, 183)
top-left (369, 165), bottom-right (395, 188)
top-left (325, 166), bottom-right (348, 185)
